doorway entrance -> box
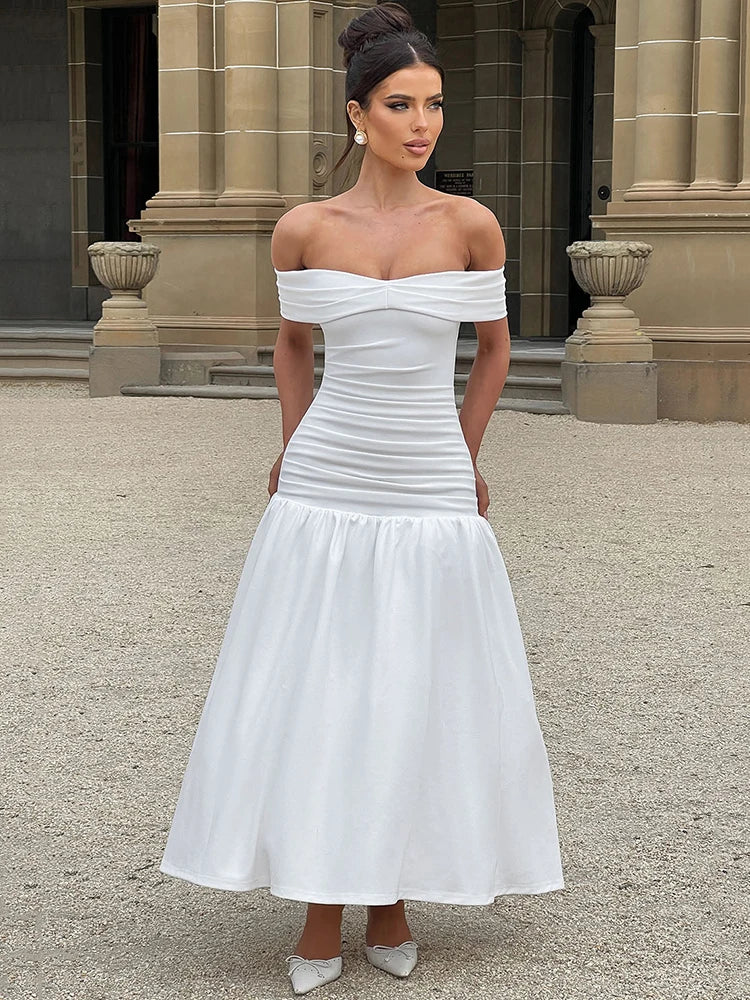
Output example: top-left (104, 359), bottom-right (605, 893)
top-left (101, 7), bottom-right (159, 242)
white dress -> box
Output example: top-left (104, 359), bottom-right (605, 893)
top-left (159, 266), bottom-right (565, 905)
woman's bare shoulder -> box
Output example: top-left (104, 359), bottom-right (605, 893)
top-left (442, 194), bottom-right (506, 270)
top-left (271, 202), bottom-right (327, 270)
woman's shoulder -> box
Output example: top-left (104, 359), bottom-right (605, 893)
top-left (439, 193), bottom-right (506, 270)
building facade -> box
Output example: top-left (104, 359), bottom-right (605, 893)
top-left (3, 0), bottom-right (750, 421)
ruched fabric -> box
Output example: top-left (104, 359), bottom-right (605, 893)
top-left (159, 267), bottom-right (564, 905)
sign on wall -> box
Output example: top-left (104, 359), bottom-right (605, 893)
top-left (435, 169), bottom-right (473, 196)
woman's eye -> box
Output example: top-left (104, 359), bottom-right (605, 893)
top-left (387, 102), bottom-right (444, 110)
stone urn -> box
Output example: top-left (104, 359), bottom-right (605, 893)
top-left (88, 241), bottom-right (161, 346)
top-left (565, 240), bottom-right (654, 363)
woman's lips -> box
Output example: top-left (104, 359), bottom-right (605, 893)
top-left (404, 141), bottom-right (430, 153)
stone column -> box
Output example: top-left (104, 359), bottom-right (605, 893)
top-left (589, 23), bottom-right (615, 214)
top-left (626, 1), bottom-right (696, 198)
top-left (147, 0), bottom-right (217, 208)
top-left (688, 0), bottom-right (742, 194)
top-left (610, 0), bottom-right (638, 200)
top-left (732, 0), bottom-right (750, 193)
top-left (216, 0), bottom-right (285, 206)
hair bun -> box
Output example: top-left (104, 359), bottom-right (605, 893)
top-left (337, 2), bottom-right (415, 69)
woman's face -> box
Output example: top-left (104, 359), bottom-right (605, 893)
top-left (348, 63), bottom-right (444, 171)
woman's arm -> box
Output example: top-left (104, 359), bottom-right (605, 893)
top-left (266, 206), bottom-right (317, 495)
top-left (270, 206), bottom-right (316, 449)
top-left (457, 200), bottom-right (510, 465)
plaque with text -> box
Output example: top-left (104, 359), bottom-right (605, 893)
top-left (435, 169), bottom-right (473, 196)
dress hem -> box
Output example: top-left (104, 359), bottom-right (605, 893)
top-left (159, 862), bottom-right (564, 905)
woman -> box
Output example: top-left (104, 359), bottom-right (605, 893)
top-left (159, 2), bottom-right (564, 995)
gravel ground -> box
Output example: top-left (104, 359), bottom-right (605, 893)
top-left (1, 380), bottom-right (749, 1000)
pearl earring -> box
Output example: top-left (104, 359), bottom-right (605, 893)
top-left (354, 129), bottom-right (368, 145)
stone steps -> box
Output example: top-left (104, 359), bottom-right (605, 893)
top-left (0, 325), bottom-right (94, 381)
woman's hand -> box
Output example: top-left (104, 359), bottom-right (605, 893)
top-left (268, 449), bottom-right (285, 498)
top-left (473, 462), bottom-right (490, 519)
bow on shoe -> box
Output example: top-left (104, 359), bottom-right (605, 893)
top-left (369, 940), bottom-right (418, 963)
top-left (286, 955), bottom-right (336, 980)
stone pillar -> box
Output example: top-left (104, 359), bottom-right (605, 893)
top-left (626, 2), bottom-right (696, 198)
top-left (688, 0), bottom-right (742, 194)
top-left (589, 23), bottom-right (615, 214)
top-left (561, 241), bottom-right (657, 424)
top-left (732, 0), bottom-right (750, 194)
top-left (216, 0), bottom-right (284, 206)
top-left (610, 0), bottom-right (638, 200)
top-left (88, 242), bottom-right (162, 397)
top-left (147, 0), bottom-right (217, 208)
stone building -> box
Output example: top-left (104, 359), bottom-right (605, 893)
top-left (2, 0), bottom-right (749, 421)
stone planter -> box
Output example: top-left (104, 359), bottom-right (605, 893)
top-left (88, 241), bottom-right (162, 347)
top-left (565, 240), bottom-right (654, 363)
top-left (87, 241), bottom-right (163, 397)
top-left (561, 240), bottom-right (657, 424)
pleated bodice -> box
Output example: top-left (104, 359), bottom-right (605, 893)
top-left (273, 267), bottom-right (507, 517)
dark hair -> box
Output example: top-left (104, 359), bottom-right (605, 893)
top-left (328, 1), bottom-right (444, 178)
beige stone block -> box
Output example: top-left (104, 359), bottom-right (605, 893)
top-left (160, 133), bottom-right (217, 193)
top-left (444, 67), bottom-right (475, 104)
top-left (612, 48), bottom-right (637, 119)
top-left (476, 30), bottom-right (505, 65)
top-left (696, 39), bottom-right (741, 111)
top-left (435, 134), bottom-right (474, 170)
top-left (224, 130), bottom-right (277, 193)
top-left (157, 3), bottom-right (214, 69)
top-left (561, 361), bottom-right (658, 423)
top-left (224, 2), bottom-right (276, 65)
top-left (636, 45), bottom-right (694, 116)
top-left (312, 6), bottom-right (332, 69)
top-left (638, 4), bottom-right (695, 43)
top-left (225, 67), bottom-right (278, 131)
top-left (632, 116), bottom-right (693, 188)
top-left (611, 118), bottom-right (635, 196)
top-left (278, 132), bottom-right (312, 197)
top-left (699, 0), bottom-right (741, 39)
top-left (89, 346), bottom-right (161, 398)
top-left (279, 68), bottom-right (313, 131)
top-left (656, 359), bottom-right (750, 422)
top-left (313, 67), bottom-right (333, 133)
top-left (598, 226), bottom-right (750, 332)
top-left (158, 70), bottom-right (216, 134)
top-left (278, 1), bottom-right (312, 67)
top-left (72, 231), bottom-right (98, 286)
top-left (615, 0), bottom-right (639, 46)
top-left (139, 231), bottom-right (271, 322)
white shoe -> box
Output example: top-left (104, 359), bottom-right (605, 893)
top-left (365, 939), bottom-right (418, 978)
top-left (285, 954), bottom-right (342, 995)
